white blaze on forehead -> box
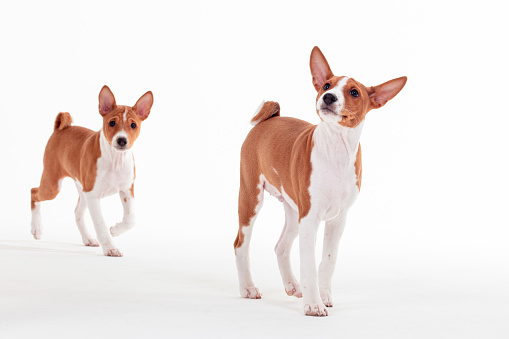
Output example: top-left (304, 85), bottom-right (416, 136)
top-left (317, 77), bottom-right (349, 123)
top-left (123, 107), bottom-right (128, 126)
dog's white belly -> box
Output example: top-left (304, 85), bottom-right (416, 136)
top-left (259, 174), bottom-right (299, 210)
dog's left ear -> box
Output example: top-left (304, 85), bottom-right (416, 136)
top-left (367, 77), bottom-right (407, 109)
top-left (310, 46), bottom-right (334, 92)
top-left (133, 91), bottom-right (153, 120)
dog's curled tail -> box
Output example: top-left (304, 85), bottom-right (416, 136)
top-left (54, 112), bottom-right (73, 131)
top-left (250, 101), bottom-right (280, 126)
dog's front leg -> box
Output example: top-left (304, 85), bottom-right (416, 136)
top-left (299, 214), bottom-right (328, 316)
top-left (318, 214), bottom-right (347, 307)
top-left (84, 193), bottom-right (122, 257)
top-left (110, 189), bottom-right (135, 237)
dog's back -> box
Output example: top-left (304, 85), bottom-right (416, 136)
top-left (43, 113), bottom-right (98, 182)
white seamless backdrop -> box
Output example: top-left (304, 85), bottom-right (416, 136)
top-left (0, 1), bottom-right (508, 338)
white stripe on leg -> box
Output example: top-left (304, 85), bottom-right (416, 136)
top-left (31, 202), bottom-right (42, 240)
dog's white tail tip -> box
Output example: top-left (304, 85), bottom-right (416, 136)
top-left (250, 100), bottom-right (266, 126)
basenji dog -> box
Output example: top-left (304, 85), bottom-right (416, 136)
top-left (30, 86), bottom-right (153, 257)
top-left (234, 46), bottom-right (407, 316)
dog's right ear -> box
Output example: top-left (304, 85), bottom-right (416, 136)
top-left (99, 85), bottom-right (117, 116)
top-left (310, 46), bottom-right (334, 92)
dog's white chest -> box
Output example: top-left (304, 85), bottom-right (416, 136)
top-left (309, 153), bottom-right (359, 220)
top-left (91, 131), bottom-right (135, 198)
top-left (308, 122), bottom-right (362, 221)
top-left (93, 154), bottom-right (134, 198)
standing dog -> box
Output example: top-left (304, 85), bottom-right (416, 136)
top-left (234, 47), bottom-right (406, 316)
top-left (31, 86), bottom-right (153, 257)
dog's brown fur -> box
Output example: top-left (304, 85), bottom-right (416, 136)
top-left (31, 86), bottom-right (152, 209)
top-left (234, 47), bottom-right (406, 250)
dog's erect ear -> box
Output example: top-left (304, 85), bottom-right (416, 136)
top-left (310, 46), bottom-right (334, 92)
top-left (367, 77), bottom-right (407, 109)
top-left (133, 91), bottom-right (153, 120)
top-left (99, 86), bottom-right (117, 116)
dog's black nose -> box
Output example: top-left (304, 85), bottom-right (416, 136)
top-left (323, 93), bottom-right (337, 105)
top-left (117, 137), bottom-right (128, 147)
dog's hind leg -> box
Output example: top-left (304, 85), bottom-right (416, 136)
top-left (234, 173), bottom-right (264, 299)
top-left (275, 201), bottom-right (302, 298)
top-left (30, 172), bottom-right (63, 240)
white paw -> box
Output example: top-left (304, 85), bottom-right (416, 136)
top-left (320, 290), bottom-right (333, 307)
top-left (31, 228), bottom-right (42, 240)
top-left (110, 221), bottom-right (134, 237)
top-left (110, 225), bottom-right (121, 237)
top-left (304, 302), bottom-right (328, 316)
top-left (105, 248), bottom-right (123, 257)
top-left (83, 238), bottom-right (100, 247)
top-left (285, 281), bottom-right (302, 298)
top-left (240, 286), bottom-right (262, 299)
top-left (31, 206), bottom-right (42, 240)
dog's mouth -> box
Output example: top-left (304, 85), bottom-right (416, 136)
top-left (320, 106), bottom-right (350, 121)
top-left (320, 106), bottom-right (338, 115)
top-left (113, 145), bottom-right (129, 152)
top-left (319, 102), bottom-right (357, 123)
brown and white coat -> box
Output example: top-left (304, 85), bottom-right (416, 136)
top-left (234, 46), bottom-right (406, 316)
top-left (31, 86), bottom-right (153, 257)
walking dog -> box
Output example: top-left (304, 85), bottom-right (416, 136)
top-left (30, 86), bottom-right (153, 257)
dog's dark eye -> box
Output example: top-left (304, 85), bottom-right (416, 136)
top-left (350, 89), bottom-right (359, 97)
top-left (109, 121), bottom-right (116, 127)
top-left (131, 123), bottom-right (136, 129)
top-left (323, 83), bottom-right (331, 91)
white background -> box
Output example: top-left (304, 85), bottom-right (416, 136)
top-left (1, 0), bottom-right (508, 338)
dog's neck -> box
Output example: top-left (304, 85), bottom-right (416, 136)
top-left (313, 120), bottom-right (364, 164)
top-left (99, 129), bottom-right (132, 171)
